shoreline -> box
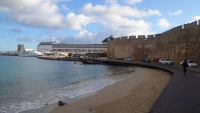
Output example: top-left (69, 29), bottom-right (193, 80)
top-left (49, 67), bottom-right (171, 113)
top-left (19, 67), bottom-right (135, 113)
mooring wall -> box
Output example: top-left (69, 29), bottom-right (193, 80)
top-left (107, 20), bottom-right (200, 65)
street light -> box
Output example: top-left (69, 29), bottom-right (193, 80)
top-left (185, 44), bottom-right (188, 60)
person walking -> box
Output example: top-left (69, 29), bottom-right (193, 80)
top-left (182, 60), bottom-right (189, 74)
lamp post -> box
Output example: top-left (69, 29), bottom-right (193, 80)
top-left (185, 44), bottom-right (188, 60)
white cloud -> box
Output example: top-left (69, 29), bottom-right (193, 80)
top-left (36, 30), bottom-right (96, 43)
top-left (105, 0), bottom-right (118, 4)
top-left (79, 3), bottom-right (159, 37)
top-left (0, 6), bottom-right (10, 13)
top-left (51, 0), bottom-right (72, 3)
top-left (74, 30), bottom-right (94, 41)
top-left (34, 36), bottom-right (60, 43)
top-left (0, 0), bottom-right (41, 13)
top-left (1, 1), bottom-right (163, 43)
top-left (65, 13), bottom-right (90, 30)
top-left (106, 0), bottom-right (142, 5)
top-left (40, 2), bottom-right (158, 43)
top-left (188, 16), bottom-right (200, 23)
top-left (35, 37), bottom-right (50, 42)
top-left (81, 3), bottom-right (161, 20)
top-left (169, 10), bottom-right (182, 15)
top-left (61, 4), bottom-right (69, 11)
top-left (103, 19), bottom-right (153, 36)
top-left (72, 20), bottom-right (153, 43)
top-left (124, 0), bottom-right (142, 5)
top-left (156, 19), bottom-right (170, 29)
top-left (10, 28), bottom-right (22, 33)
top-left (17, 36), bottom-right (35, 42)
top-left (0, 0), bottom-right (90, 30)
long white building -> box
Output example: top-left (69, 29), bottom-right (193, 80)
top-left (37, 36), bottom-right (114, 53)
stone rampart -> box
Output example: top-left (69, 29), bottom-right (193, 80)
top-left (107, 20), bottom-right (200, 65)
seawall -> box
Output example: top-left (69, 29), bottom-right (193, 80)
top-left (107, 20), bottom-right (200, 65)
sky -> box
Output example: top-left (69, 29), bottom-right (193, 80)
top-left (0, 0), bottom-right (200, 51)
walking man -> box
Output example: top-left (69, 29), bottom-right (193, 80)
top-left (182, 60), bottom-right (189, 74)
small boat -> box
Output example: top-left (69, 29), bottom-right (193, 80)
top-left (82, 59), bottom-right (97, 64)
top-left (18, 49), bottom-right (43, 57)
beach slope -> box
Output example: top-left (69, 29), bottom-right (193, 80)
top-left (50, 67), bottom-right (171, 113)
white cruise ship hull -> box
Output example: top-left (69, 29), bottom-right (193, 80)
top-left (18, 49), bottom-right (43, 57)
top-left (18, 54), bottom-right (43, 57)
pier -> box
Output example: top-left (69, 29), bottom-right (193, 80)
top-left (37, 56), bottom-right (81, 61)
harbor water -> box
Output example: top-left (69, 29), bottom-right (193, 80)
top-left (0, 56), bottom-right (134, 113)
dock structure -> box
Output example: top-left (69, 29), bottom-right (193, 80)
top-left (37, 56), bottom-right (81, 61)
top-left (0, 51), bottom-right (18, 56)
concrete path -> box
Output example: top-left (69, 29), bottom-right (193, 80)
top-left (97, 59), bottom-right (200, 113)
top-left (148, 64), bottom-right (200, 113)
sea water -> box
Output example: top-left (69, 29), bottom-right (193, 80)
top-left (0, 56), bottom-right (134, 113)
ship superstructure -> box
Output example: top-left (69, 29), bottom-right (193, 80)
top-left (37, 36), bottom-right (114, 53)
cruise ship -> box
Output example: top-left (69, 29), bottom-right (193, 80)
top-left (37, 36), bottom-right (114, 53)
top-left (18, 49), bottom-right (43, 57)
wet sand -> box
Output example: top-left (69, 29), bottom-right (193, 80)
top-left (49, 67), bottom-right (171, 113)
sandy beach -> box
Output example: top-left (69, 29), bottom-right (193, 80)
top-left (49, 67), bottom-right (171, 113)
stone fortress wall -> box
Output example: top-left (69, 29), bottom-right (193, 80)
top-left (107, 20), bottom-right (200, 65)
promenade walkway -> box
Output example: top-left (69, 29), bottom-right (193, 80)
top-left (98, 59), bottom-right (200, 113)
top-left (148, 64), bottom-right (200, 113)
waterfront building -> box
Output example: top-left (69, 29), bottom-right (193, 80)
top-left (18, 44), bottom-right (24, 51)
